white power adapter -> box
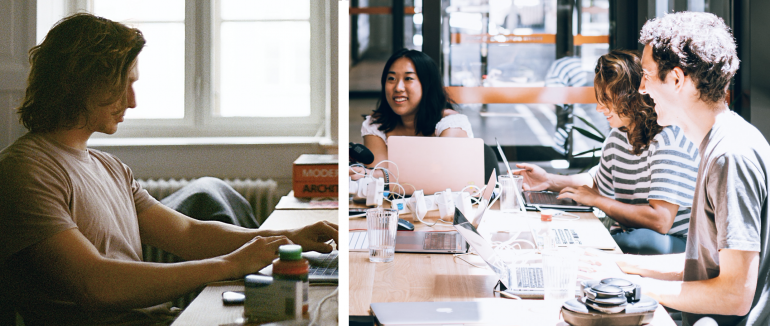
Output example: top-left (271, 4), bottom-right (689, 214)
top-left (365, 177), bottom-right (385, 207)
top-left (408, 190), bottom-right (428, 221)
top-left (436, 188), bottom-right (456, 219)
top-left (454, 191), bottom-right (473, 220)
top-left (349, 177), bottom-right (370, 202)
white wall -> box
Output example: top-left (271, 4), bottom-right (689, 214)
top-left (0, 1), bottom-right (339, 196)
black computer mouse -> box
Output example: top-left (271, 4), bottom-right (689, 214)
top-left (397, 218), bottom-right (414, 231)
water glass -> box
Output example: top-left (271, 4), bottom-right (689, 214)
top-left (366, 208), bottom-right (399, 263)
top-left (542, 249), bottom-right (578, 302)
top-left (498, 174), bottom-right (524, 212)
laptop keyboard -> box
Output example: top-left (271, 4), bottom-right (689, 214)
top-left (528, 191), bottom-right (583, 206)
top-left (528, 192), bottom-right (559, 205)
top-left (552, 228), bottom-right (582, 245)
top-left (423, 232), bottom-right (457, 250)
top-left (349, 231), bottom-right (367, 250)
top-left (515, 267), bottom-right (544, 289)
top-left (307, 251), bottom-right (338, 276)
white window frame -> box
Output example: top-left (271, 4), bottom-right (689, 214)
top-left (42, 0), bottom-right (331, 142)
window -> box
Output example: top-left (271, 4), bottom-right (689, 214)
top-left (37, 0), bottom-right (331, 140)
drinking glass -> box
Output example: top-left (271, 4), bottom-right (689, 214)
top-left (366, 208), bottom-right (399, 263)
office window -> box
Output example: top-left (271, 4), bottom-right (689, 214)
top-left (38, 0), bottom-right (328, 139)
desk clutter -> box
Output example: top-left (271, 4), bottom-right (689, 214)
top-left (561, 278), bottom-right (658, 326)
top-left (242, 245), bottom-right (338, 324)
top-left (244, 245), bottom-right (309, 322)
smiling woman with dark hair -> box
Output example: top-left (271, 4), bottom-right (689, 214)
top-left (350, 49), bottom-right (473, 180)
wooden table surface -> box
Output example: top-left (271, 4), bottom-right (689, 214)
top-left (348, 208), bottom-right (676, 325)
top-left (172, 209), bottom-right (339, 326)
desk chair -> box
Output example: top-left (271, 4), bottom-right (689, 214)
top-left (483, 143), bottom-right (497, 183)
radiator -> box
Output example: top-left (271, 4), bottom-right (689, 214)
top-left (136, 177), bottom-right (282, 308)
top-left (138, 178), bottom-right (281, 226)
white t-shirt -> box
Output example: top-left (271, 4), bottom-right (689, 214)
top-left (360, 113), bottom-right (474, 144)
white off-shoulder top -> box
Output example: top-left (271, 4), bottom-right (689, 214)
top-left (360, 113), bottom-right (474, 145)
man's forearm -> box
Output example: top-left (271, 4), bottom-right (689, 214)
top-left (78, 257), bottom-right (233, 309)
top-left (644, 276), bottom-right (753, 316)
top-left (177, 220), bottom-right (284, 260)
top-left (617, 253), bottom-right (685, 281)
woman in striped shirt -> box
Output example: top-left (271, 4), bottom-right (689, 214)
top-left (514, 50), bottom-right (700, 254)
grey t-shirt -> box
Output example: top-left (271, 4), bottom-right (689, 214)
top-left (0, 133), bottom-right (161, 325)
top-left (682, 111), bottom-right (770, 326)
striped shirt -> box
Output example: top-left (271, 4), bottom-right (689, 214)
top-left (591, 126), bottom-right (700, 237)
top-left (545, 57), bottom-right (587, 87)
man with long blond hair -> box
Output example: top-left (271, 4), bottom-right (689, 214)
top-left (0, 13), bottom-right (337, 325)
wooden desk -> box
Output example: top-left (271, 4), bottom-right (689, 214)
top-left (349, 209), bottom-right (675, 325)
top-left (172, 209), bottom-right (338, 326)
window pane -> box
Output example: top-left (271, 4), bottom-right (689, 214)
top-left (218, 21), bottom-right (310, 117)
top-left (93, 0), bottom-right (185, 22)
top-left (128, 23), bottom-right (185, 119)
top-left (220, 0), bottom-right (309, 20)
top-left (93, 2), bottom-right (185, 120)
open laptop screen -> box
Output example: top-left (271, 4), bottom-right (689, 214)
top-left (387, 136), bottom-right (484, 195)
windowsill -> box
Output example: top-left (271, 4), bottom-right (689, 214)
top-left (87, 136), bottom-right (333, 147)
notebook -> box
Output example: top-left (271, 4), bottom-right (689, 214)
top-left (349, 228), bottom-right (467, 254)
top-left (258, 251), bottom-right (338, 283)
top-left (495, 138), bottom-right (593, 212)
top-left (522, 190), bottom-right (593, 212)
top-left (452, 208), bottom-right (547, 298)
top-left (370, 300), bottom-right (516, 325)
top-left (387, 136), bottom-right (485, 195)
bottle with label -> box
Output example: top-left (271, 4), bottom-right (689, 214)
top-left (538, 211), bottom-right (554, 250)
top-left (273, 244), bottom-right (309, 314)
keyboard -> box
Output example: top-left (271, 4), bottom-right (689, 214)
top-left (515, 267), bottom-right (544, 289)
top-left (423, 232), bottom-right (458, 250)
top-left (304, 251), bottom-right (338, 283)
top-left (528, 192), bottom-right (560, 205)
top-left (551, 228), bottom-right (582, 245)
top-left (349, 231), bottom-right (367, 250)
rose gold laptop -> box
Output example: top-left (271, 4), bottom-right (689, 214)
top-left (387, 136), bottom-right (485, 195)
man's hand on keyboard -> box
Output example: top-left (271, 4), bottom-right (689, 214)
top-left (285, 220), bottom-right (339, 253)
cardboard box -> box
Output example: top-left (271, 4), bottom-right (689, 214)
top-left (292, 154), bottom-right (338, 198)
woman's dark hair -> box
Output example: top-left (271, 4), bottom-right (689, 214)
top-left (17, 13), bottom-right (145, 133)
top-left (594, 50), bottom-right (661, 155)
top-left (371, 49), bottom-right (454, 136)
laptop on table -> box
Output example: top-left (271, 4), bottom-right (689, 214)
top-left (370, 300), bottom-right (516, 325)
top-left (349, 170), bottom-right (498, 254)
top-left (387, 136), bottom-right (485, 195)
top-left (453, 207), bottom-right (547, 298)
top-left (495, 138), bottom-right (593, 212)
top-left (522, 190), bottom-right (593, 212)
